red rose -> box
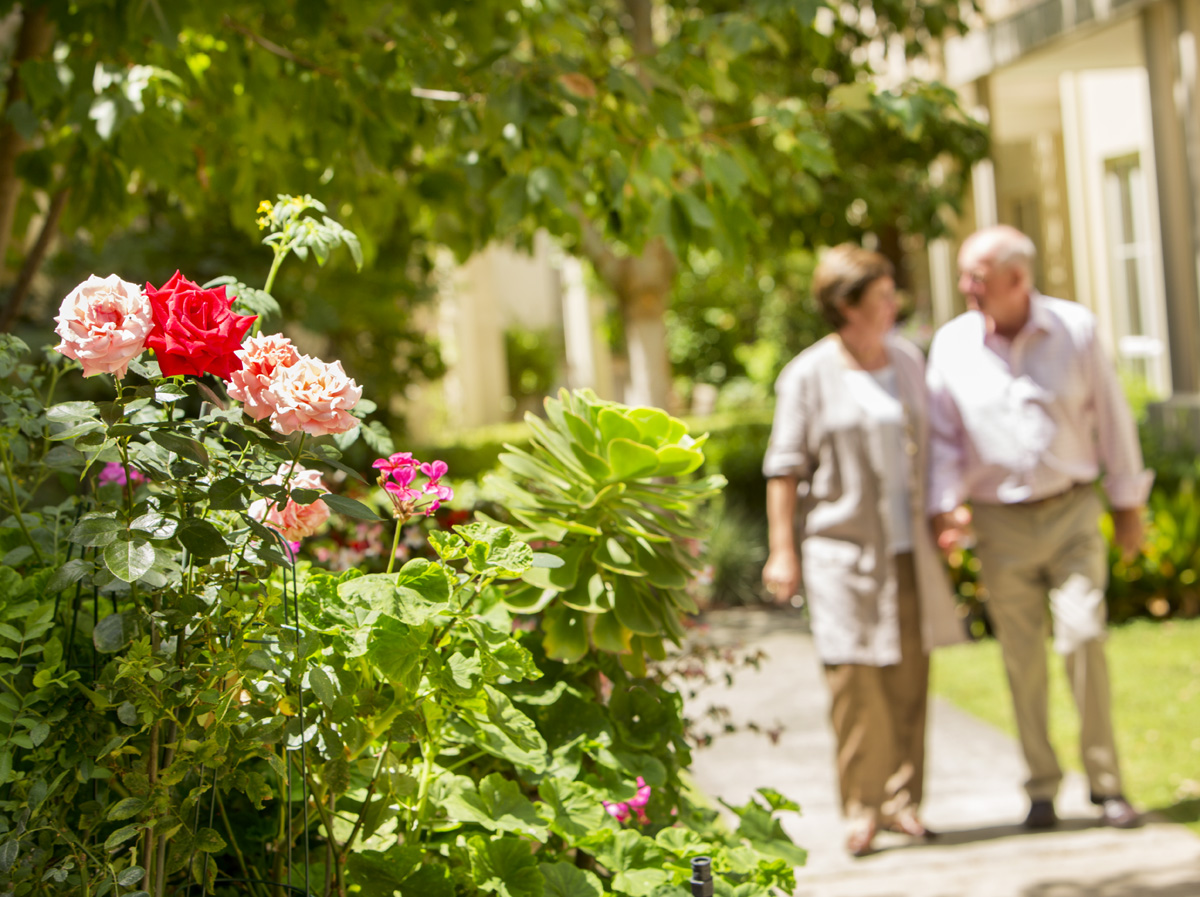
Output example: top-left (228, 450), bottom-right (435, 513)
top-left (144, 271), bottom-right (257, 379)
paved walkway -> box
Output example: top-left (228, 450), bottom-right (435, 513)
top-left (685, 607), bottom-right (1200, 897)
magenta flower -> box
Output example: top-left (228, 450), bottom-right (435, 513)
top-left (603, 801), bottom-right (632, 823)
top-left (372, 452), bottom-right (419, 478)
top-left (602, 777), bottom-right (652, 826)
top-left (98, 462), bottom-right (146, 487)
top-left (374, 454), bottom-right (452, 520)
top-left (420, 460), bottom-right (448, 480)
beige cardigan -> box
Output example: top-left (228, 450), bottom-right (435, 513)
top-left (763, 334), bottom-right (964, 665)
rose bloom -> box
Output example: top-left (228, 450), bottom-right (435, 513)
top-left (226, 333), bottom-right (301, 421)
top-left (268, 355), bottom-right (362, 437)
top-left (53, 274), bottom-right (153, 379)
top-left (248, 463), bottom-right (331, 542)
top-left (144, 271), bottom-right (256, 379)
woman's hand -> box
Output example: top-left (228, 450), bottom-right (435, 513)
top-left (762, 548), bottom-right (801, 604)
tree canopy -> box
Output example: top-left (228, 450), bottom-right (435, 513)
top-left (0, 0), bottom-right (986, 424)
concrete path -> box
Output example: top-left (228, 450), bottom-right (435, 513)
top-left (685, 607), bottom-right (1200, 897)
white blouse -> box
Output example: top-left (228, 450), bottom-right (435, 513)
top-left (843, 366), bottom-right (913, 553)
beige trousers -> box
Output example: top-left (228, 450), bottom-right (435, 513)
top-left (972, 486), bottom-right (1123, 801)
top-left (824, 554), bottom-right (928, 826)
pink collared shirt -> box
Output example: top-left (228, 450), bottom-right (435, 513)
top-left (926, 293), bottom-right (1153, 514)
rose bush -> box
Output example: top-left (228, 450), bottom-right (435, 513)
top-left (0, 195), bottom-right (804, 897)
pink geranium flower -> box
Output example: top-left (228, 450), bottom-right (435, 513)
top-left (267, 355), bottom-right (362, 437)
top-left (53, 275), bottom-right (153, 379)
top-left (374, 454), bottom-right (453, 519)
top-left (248, 463), bottom-right (331, 541)
top-left (602, 777), bottom-right (652, 826)
top-left (226, 333), bottom-right (301, 421)
top-left (98, 462), bottom-right (147, 487)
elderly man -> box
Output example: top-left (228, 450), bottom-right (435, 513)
top-left (926, 225), bottom-right (1151, 830)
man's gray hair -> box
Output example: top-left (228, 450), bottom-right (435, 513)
top-left (969, 225), bottom-right (1037, 280)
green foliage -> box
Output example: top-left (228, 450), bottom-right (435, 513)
top-left (504, 327), bottom-right (561, 412)
top-left (486, 390), bottom-right (725, 672)
top-left (0, 326), bottom-right (804, 897)
top-left (4, 0), bottom-right (985, 432)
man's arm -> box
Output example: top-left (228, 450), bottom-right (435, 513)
top-left (1087, 332), bottom-right (1153, 559)
top-left (763, 475), bottom-right (801, 602)
top-left (926, 335), bottom-right (972, 554)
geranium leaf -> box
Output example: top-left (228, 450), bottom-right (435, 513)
top-left (468, 836), bottom-right (542, 897)
top-left (539, 862), bottom-right (603, 897)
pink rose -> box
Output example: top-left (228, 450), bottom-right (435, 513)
top-left (267, 355), bottom-right (362, 437)
top-left (248, 463), bottom-right (331, 541)
top-left (227, 333), bottom-right (301, 421)
top-left (53, 274), bottom-right (153, 378)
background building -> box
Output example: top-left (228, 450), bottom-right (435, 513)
top-left (939, 0), bottom-right (1200, 437)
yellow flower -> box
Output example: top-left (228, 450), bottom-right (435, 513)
top-left (256, 216), bottom-right (270, 230)
top-left (257, 199), bottom-right (272, 213)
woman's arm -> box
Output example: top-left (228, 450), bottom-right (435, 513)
top-left (762, 475), bottom-right (801, 602)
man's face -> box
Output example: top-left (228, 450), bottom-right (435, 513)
top-left (957, 244), bottom-right (1023, 322)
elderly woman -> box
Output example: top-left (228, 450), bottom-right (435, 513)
top-left (761, 244), bottom-right (963, 856)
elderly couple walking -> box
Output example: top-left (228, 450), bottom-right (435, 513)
top-left (761, 225), bottom-right (1149, 857)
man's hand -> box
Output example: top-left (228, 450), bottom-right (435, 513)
top-left (1111, 507), bottom-right (1144, 562)
top-left (932, 506), bottom-right (973, 557)
top-left (762, 549), bottom-right (801, 605)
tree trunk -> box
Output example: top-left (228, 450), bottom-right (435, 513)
top-left (0, 6), bottom-right (55, 286)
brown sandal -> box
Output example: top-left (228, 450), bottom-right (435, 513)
top-left (882, 814), bottom-right (937, 838)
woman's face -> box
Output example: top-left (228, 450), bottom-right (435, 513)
top-left (840, 276), bottom-right (898, 340)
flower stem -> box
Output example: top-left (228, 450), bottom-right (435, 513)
top-left (386, 520), bottom-right (403, 575)
top-left (0, 446), bottom-right (42, 564)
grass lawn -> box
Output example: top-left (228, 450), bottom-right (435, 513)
top-left (931, 616), bottom-right (1200, 835)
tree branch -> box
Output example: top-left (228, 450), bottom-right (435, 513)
top-left (572, 206), bottom-right (626, 292)
top-left (222, 16), bottom-right (340, 78)
top-left (0, 186), bottom-right (69, 331)
top-left (0, 7), bottom-right (55, 286)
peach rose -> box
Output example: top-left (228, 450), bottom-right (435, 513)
top-left (267, 355), bottom-right (362, 437)
top-left (248, 463), bottom-right (330, 541)
top-left (227, 333), bottom-right (301, 421)
top-left (53, 275), bottom-right (153, 378)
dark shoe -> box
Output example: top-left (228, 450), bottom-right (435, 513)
top-left (1091, 794), bottom-right (1140, 829)
top-left (1024, 799), bottom-right (1058, 829)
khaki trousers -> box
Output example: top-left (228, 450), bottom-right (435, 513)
top-left (972, 486), bottom-right (1123, 801)
top-left (824, 554), bottom-right (928, 826)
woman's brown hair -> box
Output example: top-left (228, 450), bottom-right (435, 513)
top-left (812, 244), bottom-right (894, 329)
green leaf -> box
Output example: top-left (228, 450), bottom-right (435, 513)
top-left (322, 492), bottom-right (384, 521)
top-left (456, 523), bottom-right (534, 577)
top-left (611, 580), bottom-right (660, 636)
top-left (654, 445), bottom-right (704, 476)
top-left (608, 439), bottom-right (660, 479)
top-left (69, 516), bottom-right (122, 547)
top-left (130, 512), bottom-right (178, 540)
top-left (445, 773), bottom-right (549, 837)
top-left (93, 611), bottom-right (140, 653)
top-left (539, 862), bottom-right (603, 897)
top-left (428, 530), bottom-right (467, 561)
top-left (194, 827), bottom-right (226, 853)
top-left (208, 477), bottom-right (248, 510)
top-left (177, 518), bottom-right (228, 558)
top-left (366, 617), bottom-right (430, 690)
top-left (399, 863), bottom-right (454, 897)
top-left (468, 836), bottom-right (543, 897)
top-left (117, 866), bottom-right (145, 887)
top-left (458, 685), bottom-right (547, 772)
top-left (542, 603), bottom-right (588, 663)
top-left (597, 407), bottom-right (640, 444)
top-left (595, 830), bottom-right (669, 897)
top-left (678, 190), bottom-right (716, 229)
top-left (107, 797), bottom-right (147, 821)
top-left (346, 846), bottom-right (424, 895)
top-left (103, 539), bottom-right (156, 582)
top-left (104, 824), bottom-right (140, 851)
top-left (724, 797), bottom-right (808, 866)
top-left (308, 666), bottom-right (338, 708)
top-left (150, 430), bottom-right (210, 466)
top-left (538, 778), bottom-right (612, 846)
top-left (521, 542), bottom-right (586, 591)
top-left (45, 558), bottom-right (92, 593)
